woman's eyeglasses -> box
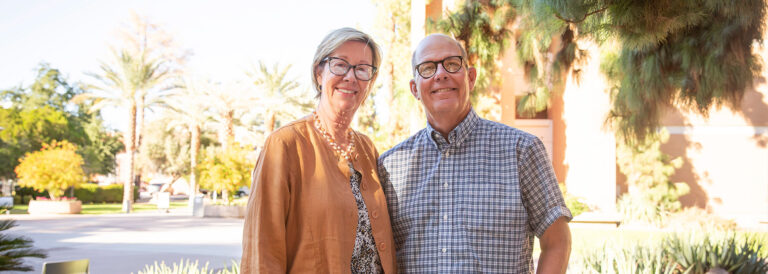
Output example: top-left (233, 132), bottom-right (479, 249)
top-left (322, 57), bottom-right (377, 81)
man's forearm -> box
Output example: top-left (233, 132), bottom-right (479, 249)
top-left (536, 217), bottom-right (571, 274)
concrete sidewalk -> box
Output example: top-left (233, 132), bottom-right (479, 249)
top-left (2, 208), bottom-right (243, 274)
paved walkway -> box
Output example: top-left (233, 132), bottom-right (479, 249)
top-left (1, 208), bottom-right (243, 274)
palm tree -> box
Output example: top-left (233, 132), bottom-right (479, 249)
top-left (247, 61), bottom-right (313, 135)
top-left (0, 219), bottom-right (47, 272)
top-left (73, 49), bottom-right (171, 213)
top-left (164, 77), bottom-right (213, 208)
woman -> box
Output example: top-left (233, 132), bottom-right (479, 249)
top-left (241, 28), bottom-right (396, 273)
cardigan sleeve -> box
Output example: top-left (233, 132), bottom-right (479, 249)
top-left (241, 133), bottom-right (294, 273)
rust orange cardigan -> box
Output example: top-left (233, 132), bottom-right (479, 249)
top-left (240, 116), bottom-right (397, 273)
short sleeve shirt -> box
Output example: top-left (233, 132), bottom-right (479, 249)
top-left (378, 109), bottom-right (572, 273)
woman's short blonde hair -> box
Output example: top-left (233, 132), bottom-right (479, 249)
top-left (311, 27), bottom-right (382, 97)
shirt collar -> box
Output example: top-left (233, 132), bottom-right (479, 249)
top-left (425, 108), bottom-right (479, 150)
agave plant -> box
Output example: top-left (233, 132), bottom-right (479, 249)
top-left (0, 219), bottom-right (47, 272)
top-left (135, 259), bottom-right (239, 274)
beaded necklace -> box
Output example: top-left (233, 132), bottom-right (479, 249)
top-left (313, 111), bottom-right (355, 161)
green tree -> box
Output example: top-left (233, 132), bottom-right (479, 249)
top-left (197, 144), bottom-right (253, 204)
top-left (15, 141), bottom-right (87, 200)
top-left (0, 64), bottom-right (121, 179)
top-left (520, 0), bottom-right (766, 143)
top-left (138, 118), bottom-right (191, 186)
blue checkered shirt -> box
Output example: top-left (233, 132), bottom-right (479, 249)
top-left (378, 109), bottom-right (572, 273)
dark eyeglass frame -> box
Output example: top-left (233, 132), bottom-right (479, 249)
top-left (321, 57), bottom-right (377, 81)
top-left (415, 56), bottom-right (464, 79)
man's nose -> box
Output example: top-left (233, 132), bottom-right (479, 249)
top-left (433, 64), bottom-right (449, 80)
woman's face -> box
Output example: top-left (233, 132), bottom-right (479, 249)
top-left (316, 41), bottom-right (374, 115)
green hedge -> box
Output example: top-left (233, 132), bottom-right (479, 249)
top-left (14, 184), bottom-right (139, 204)
top-left (73, 184), bottom-right (139, 204)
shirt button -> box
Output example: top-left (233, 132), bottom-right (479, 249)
top-left (371, 211), bottom-right (379, 218)
top-left (443, 183), bottom-right (448, 188)
top-left (445, 151), bottom-right (451, 156)
top-left (443, 214), bottom-right (447, 220)
top-left (378, 242), bottom-right (386, 250)
top-left (441, 248), bottom-right (447, 253)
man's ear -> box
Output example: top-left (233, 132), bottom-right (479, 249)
top-left (467, 67), bottom-right (477, 91)
top-left (410, 79), bottom-right (420, 100)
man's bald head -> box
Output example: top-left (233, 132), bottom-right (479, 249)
top-left (411, 34), bottom-right (469, 77)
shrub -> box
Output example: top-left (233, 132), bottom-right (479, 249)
top-left (73, 184), bottom-right (137, 203)
top-left (135, 259), bottom-right (239, 274)
top-left (197, 145), bottom-right (253, 204)
top-left (616, 129), bottom-right (688, 226)
top-left (14, 141), bottom-right (86, 200)
top-left (577, 232), bottom-right (768, 273)
top-left (559, 184), bottom-right (589, 217)
top-left (0, 219), bottom-right (47, 271)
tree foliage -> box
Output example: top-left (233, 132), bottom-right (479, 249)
top-left (430, 0), bottom-right (517, 120)
top-left (0, 64), bottom-right (122, 179)
top-left (247, 61), bottom-right (313, 135)
top-left (197, 144), bottom-right (253, 204)
top-left (138, 118), bottom-right (192, 183)
top-left (15, 141), bottom-right (86, 200)
top-left (525, 0), bottom-right (766, 142)
top-left (616, 130), bottom-right (689, 226)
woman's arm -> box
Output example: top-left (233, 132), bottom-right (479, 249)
top-left (241, 136), bottom-right (293, 273)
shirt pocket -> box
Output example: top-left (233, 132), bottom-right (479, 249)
top-left (458, 180), bottom-right (522, 237)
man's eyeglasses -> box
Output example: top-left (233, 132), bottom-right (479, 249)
top-left (322, 57), bottom-right (377, 81)
top-left (415, 56), bottom-right (464, 79)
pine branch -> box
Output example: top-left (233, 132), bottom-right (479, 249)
top-left (554, 6), bottom-right (609, 24)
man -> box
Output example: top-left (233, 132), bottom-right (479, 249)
top-left (378, 34), bottom-right (572, 273)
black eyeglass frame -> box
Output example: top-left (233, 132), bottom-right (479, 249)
top-left (414, 55), bottom-right (465, 79)
top-left (321, 57), bottom-right (378, 81)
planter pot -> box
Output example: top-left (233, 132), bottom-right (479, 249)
top-left (202, 204), bottom-right (245, 218)
top-left (28, 200), bottom-right (82, 214)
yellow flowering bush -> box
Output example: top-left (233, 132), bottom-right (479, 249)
top-left (15, 140), bottom-right (86, 200)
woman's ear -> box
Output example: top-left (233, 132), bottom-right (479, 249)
top-left (314, 65), bottom-right (323, 87)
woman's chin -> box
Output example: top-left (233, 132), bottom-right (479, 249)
top-left (330, 101), bottom-right (361, 115)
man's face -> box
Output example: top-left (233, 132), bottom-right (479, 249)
top-left (410, 35), bottom-right (476, 119)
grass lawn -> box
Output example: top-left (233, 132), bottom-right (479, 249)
top-left (8, 201), bottom-right (189, 215)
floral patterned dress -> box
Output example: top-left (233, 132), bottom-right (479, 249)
top-left (348, 162), bottom-right (383, 273)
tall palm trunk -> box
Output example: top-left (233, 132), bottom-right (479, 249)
top-left (188, 124), bottom-right (201, 208)
top-left (265, 110), bottom-right (276, 135)
top-left (134, 93), bottom-right (145, 199)
top-left (222, 110), bottom-right (235, 204)
top-left (123, 102), bottom-right (137, 213)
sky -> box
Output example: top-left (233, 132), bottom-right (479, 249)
top-left (0, 0), bottom-right (378, 132)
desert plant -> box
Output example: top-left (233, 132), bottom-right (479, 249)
top-left (0, 219), bottom-right (47, 271)
top-left (135, 259), bottom-right (239, 274)
top-left (577, 232), bottom-right (768, 273)
top-left (666, 232), bottom-right (768, 273)
top-left (14, 140), bottom-right (86, 200)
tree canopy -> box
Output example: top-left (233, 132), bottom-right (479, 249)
top-left (0, 64), bottom-right (122, 179)
top-left (434, 0), bottom-right (766, 143)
